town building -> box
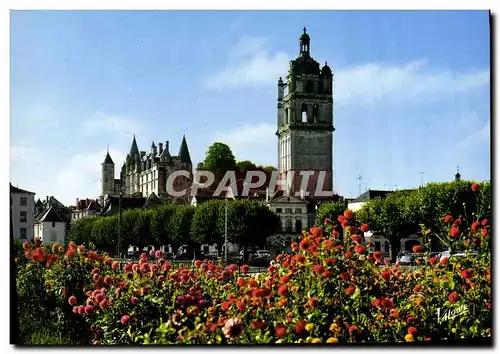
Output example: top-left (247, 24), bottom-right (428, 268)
top-left (71, 198), bottom-right (102, 222)
top-left (35, 196), bottom-right (72, 236)
top-left (34, 206), bottom-right (66, 245)
top-left (100, 135), bottom-right (193, 206)
top-left (347, 189), bottom-right (393, 212)
top-left (10, 184), bottom-right (36, 241)
top-left (276, 28), bottom-right (335, 196)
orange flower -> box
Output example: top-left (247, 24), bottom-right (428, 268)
top-left (343, 209), bottom-right (353, 220)
top-left (310, 226), bottom-right (323, 237)
top-left (450, 227), bottom-right (461, 238)
top-left (412, 245), bottom-right (424, 253)
top-left (360, 224), bottom-right (369, 232)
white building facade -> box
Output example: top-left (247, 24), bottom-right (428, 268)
top-left (34, 207), bottom-right (66, 245)
top-left (10, 184), bottom-right (35, 241)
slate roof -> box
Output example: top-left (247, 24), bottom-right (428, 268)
top-left (129, 135), bottom-right (140, 157)
top-left (100, 196), bottom-right (147, 217)
top-left (10, 183), bottom-right (35, 195)
top-left (103, 152), bottom-right (114, 165)
top-left (143, 192), bottom-right (162, 209)
top-left (37, 206), bottom-right (64, 223)
top-left (351, 190), bottom-right (393, 203)
top-left (178, 135), bottom-right (192, 164)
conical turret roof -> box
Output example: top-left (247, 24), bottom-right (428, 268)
top-left (178, 135), bottom-right (192, 164)
top-left (129, 135), bottom-right (140, 157)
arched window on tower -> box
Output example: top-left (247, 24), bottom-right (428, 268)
top-left (285, 108), bottom-right (289, 125)
top-left (313, 105), bottom-right (318, 123)
top-left (301, 104), bottom-right (308, 123)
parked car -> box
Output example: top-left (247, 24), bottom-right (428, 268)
top-left (251, 250), bottom-right (272, 266)
top-left (174, 252), bottom-right (191, 260)
top-left (397, 253), bottom-right (417, 266)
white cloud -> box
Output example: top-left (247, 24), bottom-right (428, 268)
top-left (83, 111), bottom-right (142, 137)
top-left (457, 119), bottom-right (490, 152)
top-left (214, 123), bottom-right (276, 165)
top-left (335, 60), bottom-right (489, 105)
top-left (204, 36), bottom-right (290, 89)
top-left (52, 148), bottom-right (127, 206)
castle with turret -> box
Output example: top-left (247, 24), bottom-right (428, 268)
top-left (100, 135), bottom-right (193, 206)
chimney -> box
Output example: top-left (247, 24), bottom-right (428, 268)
top-left (165, 141), bottom-right (169, 153)
top-left (140, 151), bottom-right (146, 158)
top-left (158, 143), bottom-right (163, 154)
top-left (76, 198), bottom-right (79, 207)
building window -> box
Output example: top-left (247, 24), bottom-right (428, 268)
top-left (20, 211), bottom-right (27, 222)
top-left (285, 208), bottom-right (293, 214)
top-left (286, 219), bottom-right (293, 233)
top-left (375, 241), bottom-right (381, 251)
top-left (52, 221), bottom-right (56, 228)
top-left (20, 228), bottom-right (27, 239)
top-left (295, 208), bottom-right (302, 214)
top-left (276, 208), bottom-right (282, 213)
top-left (20, 197), bottom-right (27, 206)
top-left (50, 230), bottom-right (57, 242)
top-left (104, 166), bottom-right (107, 171)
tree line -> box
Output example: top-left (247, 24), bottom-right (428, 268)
top-left (67, 199), bottom-right (281, 258)
top-left (316, 180), bottom-right (491, 260)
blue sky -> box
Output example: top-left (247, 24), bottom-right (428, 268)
top-left (10, 10), bottom-right (490, 205)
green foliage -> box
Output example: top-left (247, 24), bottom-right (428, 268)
top-left (202, 142), bottom-right (237, 174)
top-left (236, 160), bottom-right (258, 172)
top-left (315, 201), bottom-right (347, 225)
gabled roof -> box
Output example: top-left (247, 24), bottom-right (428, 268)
top-left (178, 135), bottom-right (192, 164)
top-left (143, 192), bottom-right (162, 209)
top-left (268, 194), bottom-right (309, 205)
top-left (10, 183), bottom-right (35, 195)
top-left (37, 206), bottom-right (64, 223)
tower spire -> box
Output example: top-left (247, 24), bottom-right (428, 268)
top-left (299, 27), bottom-right (310, 56)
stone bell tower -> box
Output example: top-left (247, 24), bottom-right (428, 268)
top-left (276, 27), bottom-right (335, 197)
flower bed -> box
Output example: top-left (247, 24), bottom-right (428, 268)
top-left (16, 208), bottom-right (491, 345)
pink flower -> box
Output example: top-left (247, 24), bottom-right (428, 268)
top-left (121, 315), bottom-right (130, 325)
top-left (130, 296), bottom-right (139, 305)
top-left (68, 296), bottom-right (77, 306)
top-left (84, 305), bottom-right (94, 314)
top-left (471, 183), bottom-right (479, 192)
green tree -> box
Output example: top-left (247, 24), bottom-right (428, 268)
top-left (262, 165), bottom-right (278, 172)
top-left (190, 199), bottom-right (224, 248)
top-left (236, 160), bottom-right (258, 173)
top-left (202, 142), bottom-right (237, 180)
top-left (170, 205), bottom-right (196, 257)
top-left (315, 201), bottom-right (347, 225)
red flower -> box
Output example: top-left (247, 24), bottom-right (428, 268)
top-left (443, 215), bottom-right (454, 224)
top-left (237, 301), bottom-right (246, 311)
top-left (471, 183), bottom-right (479, 192)
top-left (337, 215), bottom-right (346, 223)
top-left (308, 297), bottom-right (319, 308)
top-left (310, 226), bottom-right (324, 237)
top-left (248, 279), bottom-right (258, 288)
top-left (340, 272), bottom-right (350, 281)
top-left (280, 275), bottom-right (290, 284)
top-left (355, 244), bottom-right (365, 254)
top-left (313, 264), bottom-right (325, 274)
top-left (343, 209), bottom-right (353, 220)
top-left (322, 270), bottom-right (333, 278)
top-left (461, 269), bottom-right (473, 279)
top-left (275, 324), bottom-right (286, 338)
top-left (412, 245), bottom-right (424, 253)
top-left (345, 286), bottom-right (355, 296)
top-left (68, 296), bottom-right (77, 305)
top-left (240, 264), bottom-right (250, 274)
top-left (450, 227), bottom-right (461, 238)
top-left (373, 251), bottom-right (382, 261)
top-left (323, 239), bottom-right (334, 250)
top-left (294, 254), bottom-right (306, 264)
top-left (440, 257), bottom-right (449, 265)
top-left (194, 260), bottom-right (202, 268)
top-left (470, 221), bottom-right (481, 233)
top-left (408, 327), bottom-right (418, 335)
top-left (350, 235), bottom-right (362, 244)
top-left (448, 292), bottom-right (460, 303)
top-left (295, 320), bottom-right (308, 335)
top-left (95, 293), bottom-right (104, 303)
top-left (251, 320), bottom-right (267, 330)
top-left (130, 297), bottom-right (139, 305)
top-left (407, 316), bottom-right (416, 324)
top-left (84, 305), bottom-right (94, 315)
top-left (481, 219), bottom-right (489, 226)
top-left (77, 305), bottom-right (85, 314)
top-left (291, 242), bottom-right (298, 251)
top-left (278, 285), bottom-right (288, 296)
top-left (121, 315), bottom-right (130, 325)
top-left (324, 218), bottom-right (331, 225)
top-left (345, 251), bottom-right (352, 259)
top-left (482, 227), bottom-right (489, 238)
top-left (360, 224), bottom-right (369, 232)
top-left (348, 325), bottom-right (359, 336)
top-left (381, 270), bottom-right (391, 281)
top-left (429, 256), bottom-right (438, 266)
